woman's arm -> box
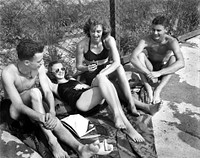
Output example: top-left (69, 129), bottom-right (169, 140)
top-left (39, 65), bottom-right (56, 115)
top-left (99, 36), bottom-right (121, 76)
top-left (76, 39), bottom-right (89, 72)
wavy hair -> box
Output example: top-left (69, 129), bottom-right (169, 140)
top-left (83, 15), bottom-right (111, 39)
top-left (47, 60), bottom-right (70, 84)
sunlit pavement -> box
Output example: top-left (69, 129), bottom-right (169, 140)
top-left (153, 35), bottom-right (200, 158)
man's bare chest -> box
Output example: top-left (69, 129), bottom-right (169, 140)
top-left (15, 76), bottom-right (37, 93)
top-left (149, 43), bottom-right (169, 54)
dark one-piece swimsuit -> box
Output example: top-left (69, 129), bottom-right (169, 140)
top-left (57, 80), bottom-right (89, 112)
top-left (83, 39), bottom-right (109, 85)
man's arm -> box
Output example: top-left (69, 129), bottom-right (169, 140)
top-left (159, 40), bottom-right (185, 75)
top-left (130, 39), bottom-right (151, 75)
top-left (38, 65), bottom-right (56, 115)
top-left (148, 40), bottom-right (185, 79)
top-left (2, 67), bottom-right (44, 123)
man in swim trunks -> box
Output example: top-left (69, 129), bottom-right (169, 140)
top-left (1, 39), bottom-right (103, 158)
top-left (130, 15), bottom-right (185, 104)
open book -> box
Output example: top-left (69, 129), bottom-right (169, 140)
top-left (61, 114), bottom-right (100, 139)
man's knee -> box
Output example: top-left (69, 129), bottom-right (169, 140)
top-left (138, 52), bottom-right (147, 62)
top-left (164, 55), bottom-right (176, 66)
top-left (30, 88), bottom-right (43, 102)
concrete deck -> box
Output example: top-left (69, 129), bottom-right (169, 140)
top-left (153, 35), bottom-right (200, 158)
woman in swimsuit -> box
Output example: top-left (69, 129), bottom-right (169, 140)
top-left (76, 15), bottom-right (159, 116)
top-left (47, 60), bottom-right (145, 143)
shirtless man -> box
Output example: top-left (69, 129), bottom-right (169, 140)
top-left (130, 15), bottom-right (184, 104)
top-left (1, 39), bottom-right (102, 158)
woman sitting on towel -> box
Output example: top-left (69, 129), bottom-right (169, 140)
top-left (47, 60), bottom-right (145, 143)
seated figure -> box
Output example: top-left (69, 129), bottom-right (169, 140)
top-left (1, 38), bottom-right (109, 158)
top-left (47, 60), bottom-right (145, 143)
top-left (76, 15), bottom-right (158, 115)
top-left (130, 15), bottom-right (184, 104)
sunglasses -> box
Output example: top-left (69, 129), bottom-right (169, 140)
top-left (53, 67), bottom-right (65, 74)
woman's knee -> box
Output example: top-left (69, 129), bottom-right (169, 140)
top-left (95, 73), bottom-right (108, 83)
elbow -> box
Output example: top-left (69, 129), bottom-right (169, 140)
top-left (76, 64), bottom-right (82, 71)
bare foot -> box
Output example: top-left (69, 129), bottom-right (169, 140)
top-left (78, 143), bottom-right (99, 158)
top-left (49, 138), bottom-right (70, 158)
top-left (146, 88), bottom-right (153, 104)
top-left (128, 105), bottom-right (140, 117)
top-left (122, 128), bottom-right (145, 143)
top-left (153, 91), bottom-right (161, 104)
top-left (114, 116), bottom-right (126, 130)
top-left (149, 102), bottom-right (162, 115)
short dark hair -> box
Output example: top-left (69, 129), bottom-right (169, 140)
top-left (83, 15), bottom-right (111, 39)
top-left (152, 15), bottom-right (169, 28)
top-left (16, 39), bottom-right (44, 61)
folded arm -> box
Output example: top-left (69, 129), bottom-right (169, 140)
top-left (130, 39), bottom-right (151, 75)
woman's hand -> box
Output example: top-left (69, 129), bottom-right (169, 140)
top-left (88, 63), bottom-right (97, 72)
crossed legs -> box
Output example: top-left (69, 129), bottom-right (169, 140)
top-left (138, 52), bottom-right (176, 104)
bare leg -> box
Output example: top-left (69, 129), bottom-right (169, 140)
top-left (153, 56), bottom-right (176, 104)
top-left (94, 75), bottom-right (145, 142)
top-left (28, 88), bottom-right (70, 158)
top-left (91, 76), bottom-right (126, 129)
top-left (140, 73), bottom-right (153, 103)
top-left (29, 88), bottom-right (100, 158)
top-left (138, 53), bottom-right (154, 103)
top-left (132, 97), bottom-right (160, 115)
top-left (113, 65), bottom-right (139, 116)
top-left (52, 121), bottom-right (99, 158)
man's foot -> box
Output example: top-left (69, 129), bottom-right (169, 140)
top-left (146, 88), bottom-right (153, 104)
top-left (114, 116), bottom-right (126, 130)
top-left (49, 138), bottom-right (70, 158)
top-left (122, 128), bottom-right (145, 143)
top-left (78, 142), bottom-right (99, 158)
top-left (149, 102), bottom-right (162, 115)
top-left (153, 89), bottom-right (161, 104)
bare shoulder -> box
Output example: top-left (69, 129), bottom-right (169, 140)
top-left (104, 35), bottom-right (115, 43)
top-left (103, 35), bottom-right (116, 48)
top-left (2, 64), bottom-right (17, 81)
top-left (166, 35), bottom-right (179, 47)
top-left (137, 35), bottom-right (150, 47)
